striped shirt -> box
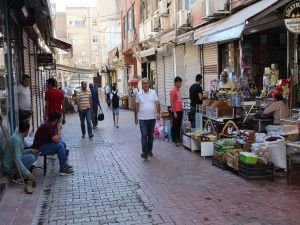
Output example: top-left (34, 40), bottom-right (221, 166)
top-left (263, 101), bottom-right (289, 124)
top-left (78, 90), bottom-right (91, 110)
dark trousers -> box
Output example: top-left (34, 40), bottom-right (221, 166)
top-left (92, 107), bottom-right (98, 127)
top-left (171, 111), bottom-right (183, 143)
top-left (139, 119), bottom-right (156, 155)
top-left (106, 93), bottom-right (111, 107)
top-left (189, 106), bottom-right (196, 128)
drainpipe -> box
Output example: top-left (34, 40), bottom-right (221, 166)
top-left (4, 0), bottom-right (17, 132)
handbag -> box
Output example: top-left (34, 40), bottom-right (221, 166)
top-left (97, 105), bottom-right (104, 121)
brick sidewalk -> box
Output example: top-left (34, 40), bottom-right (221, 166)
top-left (1, 105), bottom-right (300, 225)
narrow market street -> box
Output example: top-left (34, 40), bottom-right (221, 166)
top-left (1, 106), bottom-right (299, 225)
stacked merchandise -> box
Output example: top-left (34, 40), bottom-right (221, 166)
top-left (213, 139), bottom-right (238, 169)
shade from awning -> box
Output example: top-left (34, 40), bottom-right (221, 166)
top-left (195, 0), bottom-right (278, 45)
top-left (50, 37), bottom-right (72, 51)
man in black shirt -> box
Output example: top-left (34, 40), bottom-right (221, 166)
top-left (189, 74), bottom-right (203, 128)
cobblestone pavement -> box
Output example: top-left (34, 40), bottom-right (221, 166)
top-left (30, 106), bottom-right (300, 225)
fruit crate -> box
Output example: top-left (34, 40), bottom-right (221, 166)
top-left (212, 156), bottom-right (227, 170)
top-left (238, 160), bottom-right (274, 181)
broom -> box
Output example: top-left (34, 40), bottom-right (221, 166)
top-left (0, 123), bottom-right (34, 194)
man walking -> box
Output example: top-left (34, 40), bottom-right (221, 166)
top-left (77, 81), bottom-right (93, 139)
top-left (110, 85), bottom-right (120, 128)
top-left (45, 78), bottom-right (66, 124)
top-left (17, 74), bottom-right (32, 122)
top-left (105, 83), bottom-right (111, 108)
top-left (134, 78), bottom-right (160, 160)
top-left (32, 112), bottom-right (73, 176)
top-left (89, 83), bottom-right (101, 128)
top-left (170, 76), bottom-right (183, 146)
top-left (189, 74), bottom-right (203, 128)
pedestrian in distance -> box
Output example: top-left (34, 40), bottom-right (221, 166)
top-left (189, 74), bottom-right (203, 128)
top-left (45, 78), bottom-right (66, 124)
top-left (89, 83), bottom-right (101, 128)
top-left (3, 120), bottom-right (38, 183)
top-left (170, 76), bottom-right (183, 146)
top-left (134, 78), bottom-right (160, 160)
top-left (77, 81), bottom-right (94, 139)
top-left (32, 112), bottom-right (73, 176)
top-left (17, 74), bottom-right (32, 122)
top-left (110, 85), bottom-right (120, 128)
top-left (105, 83), bottom-right (111, 108)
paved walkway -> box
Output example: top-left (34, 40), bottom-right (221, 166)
top-left (1, 105), bottom-right (300, 225)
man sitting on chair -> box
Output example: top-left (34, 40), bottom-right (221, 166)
top-left (32, 111), bottom-right (74, 176)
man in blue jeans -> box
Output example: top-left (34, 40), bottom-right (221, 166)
top-left (134, 78), bottom-right (160, 160)
top-left (77, 81), bottom-right (93, 139)
top-left (32, 112), bottom-right (73, 176)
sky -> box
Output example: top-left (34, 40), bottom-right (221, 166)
top-left (50, 0), bottom-right (97, 12)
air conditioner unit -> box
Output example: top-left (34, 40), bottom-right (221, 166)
top-left (205, 0), bottom-right (214, 17)
top-left (151, 15), bottom-right (160, 32)
top-left (177, 10), bottom-right (190, 28)
top-left (159, 0), bottom-right (169, 17)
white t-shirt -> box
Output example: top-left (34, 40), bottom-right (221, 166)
top-left (105, 85), bottom-right (111, 94)
top-left (17, 84), bottom-right (31, 111)
top-left (135, 89), bottom-right (158, 120)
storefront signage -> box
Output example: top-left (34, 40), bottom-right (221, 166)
top-left (284, 0), bottom-right (300, 33)
top-left (176, 31), bottom-right (194, 44)
top-left (37, 53), bottom-right (53, 65)
top-left (160, 30), bottom-right (176, 44)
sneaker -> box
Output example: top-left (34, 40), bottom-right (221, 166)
top-left (141, 153), bottom-right (148, 160)
top-left (59, 167), bottom-right (74, 176)
top-left (148, 152), bottom-right (153, 157)
top-left (89, 134), bottom-right (94, 139)
top-left (66, 164), bottom-right (73, 169)
top-left (82, 135), bottom-right (85, 138)
top-left (116, 125), bottom-right (119, 128)
top-left (11, 177), bottom-right (24, 184)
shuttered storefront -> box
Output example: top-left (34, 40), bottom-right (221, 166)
top-left (156, 55), bottom-right (165, 105)
top-left (203, 43), bottom-right (218, 91)
top-left (164, 54), bottom-right (174, 106)
top-left (29, 38), bottom-right (38, 130)
top-left (185, 43), bottom-right (200, 96)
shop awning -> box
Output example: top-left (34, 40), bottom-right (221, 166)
top-left (128, 78), bottom-right (139, 84)
top-left (139, 48), bottom-right (156, 58)
top-left (50, 37), bottom-right (72, 51)
top-left (195, 0), bottom-right (278, 45)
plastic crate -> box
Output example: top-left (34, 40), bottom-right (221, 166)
top-left (212, 156), bottom-right (227, 170)
top-left (238, 160), bottom-right (274, 181)
top-left (239, 152), bottom-right (258, 164)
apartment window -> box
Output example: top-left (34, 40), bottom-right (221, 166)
top-left (140, 1), bottom-right (145, 22)
top-left (92, 36), bottom-right (98, 43)
top-left (92, 19), bottom-right (97, 26)
top-left (146, 0), bottom-right (151, 17)
top-left (179, 0), bottom-right (192, 10)
top-left (128, 8), bottom-right (132, 31)
top-left (69, 20), bottom-right (73, 25)
top-left (75, 20), bottom-right (85, 27)
top-left (153, 0), bottom-right (158, 11)
top-left (132, 3), bottom-right (135, 30)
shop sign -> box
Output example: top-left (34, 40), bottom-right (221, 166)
top-left (160, 30), bottom-right (176, 44)
top-left (176, 31), bottom-right (194, 44)
top-left (284, 0), bottom-right (300, 33)
top-left (37, 53), bottom-right (53, 65)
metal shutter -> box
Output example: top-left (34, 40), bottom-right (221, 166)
top-left (203, 43), bottom-right (218, 91)
top-left (156, 55), bottom-right (165, 105)
top-left (175, 45), bottom-right (186, 98)
top-left (29, 39), bottom-right (38, 131)
top-left (164, 54), bottom-right (174, 106)
top-left (23, 31), bottom-right (30, 75)
top-left (185, 43), bottom-right (200, 97)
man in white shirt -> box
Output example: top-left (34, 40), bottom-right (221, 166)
top-left (105, 83), bottom-right (111, 107)
top-left (134, 78), bottom-right (160, 160)
top-left (17, 75), bottom-right (32, 122)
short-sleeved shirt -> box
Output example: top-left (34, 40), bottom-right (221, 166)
top-left (17, 84), bottom-right (31, 111)
top-left (78, 90), bottom-right (91, 110)
top-left (90, 87), bottom-right (100, 109)
top-left (170, 87), bottom-right (183, 112)
top-left (45, 88), bottom-right (64, 115)
top-left (136, 89), bottom-right (158, 120)
top-left (217, 80), bottom-right (235, 90)
top-left (32, 122), bottom-right (56, 150)
top-left (189, 83), bottom-right (203, 107)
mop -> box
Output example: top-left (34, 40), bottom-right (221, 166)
top-left (0, 124), bottom-right (35, 194)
